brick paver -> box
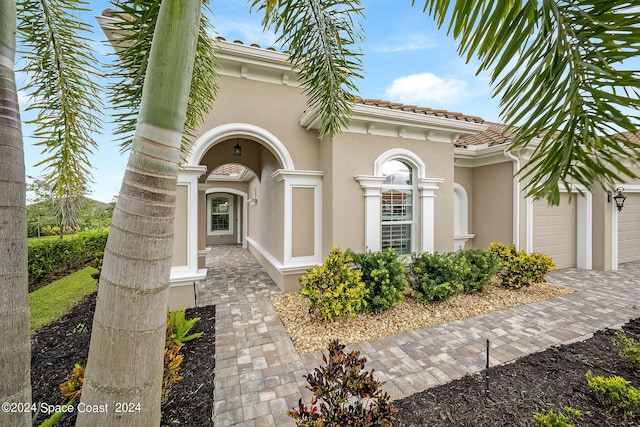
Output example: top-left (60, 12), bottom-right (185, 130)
top-left (198, 245), bottom-right (640, 426)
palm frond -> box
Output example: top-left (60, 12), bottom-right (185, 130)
top-left (17, 0), bottom-right (103, 216)
top-left (416, 0), bottom-right (640, 203)
top-left (106, 0), bottom-right (218, 155)
top-left (253, 0), bottom-right (365, 138)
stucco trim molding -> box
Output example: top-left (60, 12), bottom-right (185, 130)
top-left (374, 148), bottom-right (427, 179)
top-left (272, 169), bottom-right (324, 267)
top-left (246, 236), bottom-right (319, 275)
top-left (355, 176), bottom-right (386, 252)
top-left (186, 123), bottom-right (295, 170)
top-left (418, 178), bottom-right (445, 253)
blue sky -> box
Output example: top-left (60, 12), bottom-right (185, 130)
top-left (17, 1), bottom-right (542, 203)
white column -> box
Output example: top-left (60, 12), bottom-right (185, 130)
top-left (418, 178), bottom-right (444, 253)
top-left (171, 165), bottom-right (207, 285)
top-left (355, 176), bottom-right (386, 252)
top-left (576, 187), bottom-right (592, 269)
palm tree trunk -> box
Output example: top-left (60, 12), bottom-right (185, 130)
top-left (0, 1), bottom-right (32, 426)
top-left (76, 1), bottom-right (201, 425)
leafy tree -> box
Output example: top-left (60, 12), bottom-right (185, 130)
top-left (26, 175), bottom-right (90, 238)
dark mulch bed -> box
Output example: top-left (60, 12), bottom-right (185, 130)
top-left (30, 292), bottom-right (215, 426)
top-left (395, 317), bottom-right (640, 426)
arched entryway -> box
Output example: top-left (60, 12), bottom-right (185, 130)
top-left (169, 123), bottom-right (324, 306)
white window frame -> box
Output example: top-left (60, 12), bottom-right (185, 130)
top-left (381, 160), bottom-right (415, 255)
top-left (208, 194), bottom-right (234, 236)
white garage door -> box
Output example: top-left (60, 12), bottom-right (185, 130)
top-left (533, 193), bottom-right (577, 269)
top-left (618, 193), bottom-right (640, 264)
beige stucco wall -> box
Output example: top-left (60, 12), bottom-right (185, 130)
top-left (168, 285), bottom-right (196, 310)
top-left (197, 189), bottom-right (207, 269)
top-left (246, 150), bottom-right (285, 263)
top-left (472, 161), bottom-right (513, 249)
top-left (292, 187), bottom-right (315, 257)
top-left (320, 136), bottom-right (334, 257)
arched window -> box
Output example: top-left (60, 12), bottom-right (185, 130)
top-left (453, 183), bottom-right (474, 251)
top-left (356, 149), bottom-right (443, 254)
top-left (381, 160), bottom-right (415, 255)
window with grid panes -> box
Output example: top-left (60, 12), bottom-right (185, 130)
top-left (210, 197), bottom-right (230, 232)
top-left (381, 160), bottom-right (414, 255)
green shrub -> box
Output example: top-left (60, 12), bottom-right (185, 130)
top-left (28, 230), bottom-right (108, 286)
top-left (407, 252), bottom-right (464, 304)
top-left (162, 309), bottom-right (203, 404)
top-left (454, 249), bottom-right (501, 292)
top-left (288, 339), bottom-right (397, 426)
top-left (613, 329), bottom-right (640, 371)
top-left (347, 248), bottom-right (406, 311)
top-left (586, 370), bottom-right (640, 416)
top-left (300, 246), bottom-right (368, 321)
top-left (532, 406), bottom-right (583, 427)
top-left (489, 242), bottom-right (555, 289)
top-left (167, 309), bottom-right (203, 346)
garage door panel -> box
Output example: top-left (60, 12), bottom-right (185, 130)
top-left (533, 194), bottom-right (577, 269)
top-left (618, 193), bottom-right (640, 264)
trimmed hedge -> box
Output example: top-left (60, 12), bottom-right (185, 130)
top-left (407, 249), bottom-right (501, 304)
top-left (348, 248), bottom-right (407, 312)
top-left (407, 252), bottom-right (465, 304)
top-left (28, 231), bottom-right (108, 287)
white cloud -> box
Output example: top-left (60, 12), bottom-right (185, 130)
top-left (383, 72), bottom-right (468, 107)
top-left (373, 34), bottom-right (434, 53)
top-left (213, 19), bottom-right (279, 48)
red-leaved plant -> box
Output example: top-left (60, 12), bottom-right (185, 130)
top-left (288, 339), bottom-right (397, 426)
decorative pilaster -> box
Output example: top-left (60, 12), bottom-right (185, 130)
top-left (171, 165), bottom-right (207, 285)
top-left (418, 178), bottom-right (444, 253)
top-left (272, 169), bottom-right (324, 266)
top-left (355, 176), bottom-right (386, 252)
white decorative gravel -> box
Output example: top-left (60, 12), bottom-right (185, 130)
top-left (270, 282), bottom-right (574, 355)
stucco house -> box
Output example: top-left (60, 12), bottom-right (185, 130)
top-left (160, 38), bottom-right (639, 309)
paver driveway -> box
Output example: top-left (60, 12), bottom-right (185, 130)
top-left (197, 245), bottom-right (640, 427)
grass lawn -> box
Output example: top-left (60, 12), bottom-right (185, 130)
top-left (29, 266), bottom-right (98, 332)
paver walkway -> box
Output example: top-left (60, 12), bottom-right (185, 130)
top-left (197, 245), bottom-right (640, 427)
